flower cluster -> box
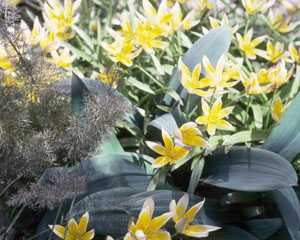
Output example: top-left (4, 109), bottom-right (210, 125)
top-left (23, 0), bottom-right (79, 67)
top-left (50, 195), bottom-right (220, 240)
top-left (102, 0), bottom-right (199, 68)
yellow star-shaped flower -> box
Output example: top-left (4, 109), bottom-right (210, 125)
top-left (179, 122), bottom-right (206, 147)
top-left (178, 58), bottom-right (212, 97)
top-left (289, 43), bottom-right (300, 64)
top-left (124, 198), bottom-right (172, 240)
top-left (146, 129), bottom-right (189, 168)
top-left (49, 212), bottom-right (95, 240)
top-left (196, 99), bottom-right (234, 136)
top-left (262, 41), bottom-right (285, 63)
top-left (272, 97), bottom-right (284, 122)
top-left (170, 194), bottom-right (220, 238)
top-left (236, 29), bottom-right (266, 60)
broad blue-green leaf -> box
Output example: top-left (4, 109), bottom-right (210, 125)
top-left (263, 92), bottom-right (300, 161)
top-left (201, 147), bottom-right (298, 191)
top-left (245, 218), bottom-right (282, 240)
top-left (272, 187), bottom-right (300, 240)
top-left (208, 226), bottom-right (259, 240)
top-left (164, 26), bottom-right (232, 105)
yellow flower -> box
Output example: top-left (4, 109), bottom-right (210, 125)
top-left (241, 0), bottom-right (268, 15)
top-left (280, 0), bottom-right (300, 12)
top-left (169, 194), bottom-right (220, 238)
top-left (0, 46), bottom-right (13, 70)
top-left (178, 59), bottom-right (212, 97)
top-left (146, 129), bottom-right (189, 168)
top-left (3, 0), bottom-right (21, 6)
top-left (98, 65), bottom-right (119, 89)
top-left (241, 70), bottom-right (269, 95)
top-left (49, 212), bottom-right (95, 240)
top-left (170, 4), bottom-right (199, 32)
top-left (236, 29), bottom-right (266, 60)
top-left (196, 99), bottom-right (234, 136)
top-left (43, 0), bottom-right (81, 40)
top-left (48, 48), bottom-right (75, 69)
top-left (289, 43), bottom-right (300, 64)
top-left (272, 97), bottom-right (284, 122)
top-left (124, 198), bottom-right (172, 240)
top-left (141, 0), bottom-right (172, 36)
top-left (179, 122), bottom-right (206, 147)
top-left (202, 55), bottom-right (239, 92)
top-left (102, 39), bottom-right (141, 67)
top-left (267, 61), bottom-right (290, 90)
top-left (134, 20), bottom-right (168, 53)
top-left (197, 0), bottom-right (215, 11)
top-left (262, 41), bottom-right (285, 63)
top-left (2, 71), bottom-right (23, 89)
top-left (206, 15), bottom-right (239, 34)
top-left (267, 9), bottom-right (296, 33)
top-left (24, 18), bottom-right (58, 52)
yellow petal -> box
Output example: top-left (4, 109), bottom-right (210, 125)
top-left (201, 99), bottom-right (210, 116)
top-left (162, 129), bottom-right (174, 150)
top-left (174, 194), bottom-right (189, 221)
top-left (180, 122), bottom-right (205, 147)
top-left (148, 230), bottom-right (171, 240)
top-left (207, 124), bottom-right (217, 136)
top-left (183, 224), bottom-right (209, 238)
top-left (67, 218), bottom-right (79, 235)
top-left (173, 146), bottom-right (189, 161)
top-left (192, 64), bottom-right (202, 83)
top-left (146, 141), bottom-right (167, 156)
top-left (220, 106), bottom-right (234, 118)
top-left (272, 97), bottom-right (284, 122)
top-left (150, 212), bottom-right (173, 231)
top-left (217, 119), bottom-right (235, 131)
top-left (183, 224), bottom-right (221, 237)
top-left (153, 156), bottom-right (170, 168)
top-left (82, 230), bottom-right (95, 240)
top-left (195, 116), bottom-right (208, 125)
top-left (202, 56), bottom-right (215, 76)
top-left (184, 200), bottom-right (204, 223)
top-left (49, 225), bottom-right (66, 239)
top-left (136, 209), bottom-right (152, 230)
top-left (78, 212), bottom-right (89, 235)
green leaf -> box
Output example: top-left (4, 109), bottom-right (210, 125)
top-left (201, 146), bottom-right (298, 191)
top-left (263, 92), bottom-right (300, 161)
top-left (222, 130), bottom-right (269, 146)
top-left (71, 74), bottom-right (88, 119)
top-left (127, 77), bottom-right (155, 95)
top-left (164, 26), bottom-right (232, 105)
top-left (73, 25), bottom-right (94, 49)
top-left (188, 158), bottom-right (205, 194)
top-left (251, 104), bottom-right (263, 129)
